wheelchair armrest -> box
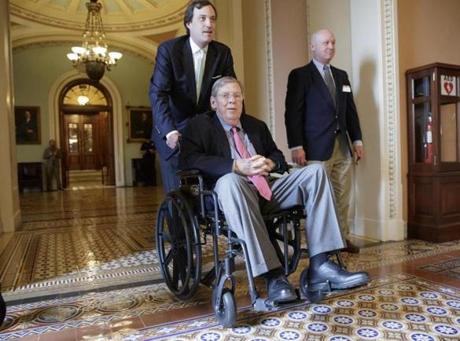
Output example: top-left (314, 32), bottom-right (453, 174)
top-left (177, 169), bottom-right (207, 196)
top-left (176, 169), bottom-right (201, 177)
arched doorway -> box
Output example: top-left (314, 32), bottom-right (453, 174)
top-left (59, 79), bottom-right (115, 187)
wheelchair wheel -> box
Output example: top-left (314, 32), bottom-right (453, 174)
top-left (0, 292), bottom-right (5, 326)
top-left (212, 288), bottom-right (236, 328)
top-left (156, 191), bottom-right (202, 300)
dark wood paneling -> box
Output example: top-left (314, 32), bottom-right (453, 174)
top-left (440, 181), bottom-right (460, 215)
top-left (413, 180), bottom-right (434, 216)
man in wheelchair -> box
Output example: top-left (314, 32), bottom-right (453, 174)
top-left (179, 76), bottom-right (369, 304)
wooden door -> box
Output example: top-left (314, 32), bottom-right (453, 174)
top-left (64, 114), bottom-right (100, 170)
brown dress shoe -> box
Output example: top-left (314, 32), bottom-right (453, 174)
top-left (343, 239), bottom-right (360, 253)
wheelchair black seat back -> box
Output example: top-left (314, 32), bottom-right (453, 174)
top-left (155, 170), bottom-right (308, 327)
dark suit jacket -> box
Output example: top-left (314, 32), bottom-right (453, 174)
top-left (149, 35), bottom-right (235, 160)
top-left (285, 61), bottom-right (362, 160)
top-left (179, 111), bottom-right (288, 188)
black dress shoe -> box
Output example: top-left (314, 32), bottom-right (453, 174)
top-left (309, 260), bottom-right (369, 290)
top-left (267, 276), bottom-right (297, 303)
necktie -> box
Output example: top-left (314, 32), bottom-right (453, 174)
top-left (231, 127), bottom-right (272, 201)
top-left (323, 65), bottom-right (336, 105)
top-left (194, 49), bottom-right (205, 101)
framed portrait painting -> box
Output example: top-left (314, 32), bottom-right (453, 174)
top-left (15, 106), bottom-right (41, 144)
top-left (127, 106), bottom-right (152, 142)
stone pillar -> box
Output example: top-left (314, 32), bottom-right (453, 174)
top-left (0, 1), bottom-right (21, 232)
top-left (349, 0), bottom-right (405, 240)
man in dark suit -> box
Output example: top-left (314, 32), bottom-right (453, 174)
top-left (180, 77), bottom-right (368, 303)
top-left (149, 0), bottom-right (235, 193)
top-left (285, 29), bottom-right (364, 253)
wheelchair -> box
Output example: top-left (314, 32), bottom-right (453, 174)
top-left (155, 170), bottom-right (344, 327)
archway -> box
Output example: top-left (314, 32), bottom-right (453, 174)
top-left (58, 79), bottom-right (115, 188)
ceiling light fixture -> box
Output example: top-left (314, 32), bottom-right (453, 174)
top-left (66, 0), bottom-right (122, 82)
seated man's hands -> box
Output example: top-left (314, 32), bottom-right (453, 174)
top-left (234, 155), bottom-right (275, 176)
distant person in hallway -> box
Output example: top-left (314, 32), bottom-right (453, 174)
top-left (140, 141), bottom-right (156, 186)
top-left (43, 139), bottom-right (63, 191)
top-left (149, 0), bottom-right (236, 193)
top-left (284, 29), bottom-right (364, 253)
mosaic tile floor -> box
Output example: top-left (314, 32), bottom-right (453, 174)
top-left (421, 258), bottom-right (460, 280)
top-left (139, 274), bottom-right (460, 341)
top-left (0, 187), bottom-right (459, 340)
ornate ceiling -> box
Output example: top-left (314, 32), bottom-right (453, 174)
top-left (10, 0), bottom-right (189, 59)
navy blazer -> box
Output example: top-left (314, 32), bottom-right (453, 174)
top-left (149, 35), bottom-right (235, 160)
top-left (179, 111), bottom-right (288, 188)
top-left (285, 61), bottom-right (362, 160)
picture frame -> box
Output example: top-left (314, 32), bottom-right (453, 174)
top-left (15, 106), bottom-right (41, 144)
top-left (127, 106), bottom-right (152, 142)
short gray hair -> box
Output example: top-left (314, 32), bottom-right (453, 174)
top-left (211, 76), bottom-right (244, 97)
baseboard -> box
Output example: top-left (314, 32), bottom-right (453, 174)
top-left (351, 217), bottom-right (406, 241)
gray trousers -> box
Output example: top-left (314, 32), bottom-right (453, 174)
top-left (214, 164), bottom-right (345, 277)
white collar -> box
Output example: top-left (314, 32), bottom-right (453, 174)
top-left (189, 38), bottom-right (209, 54)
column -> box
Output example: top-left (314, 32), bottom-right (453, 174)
top-left (349, 0), bottom-right (405, 240)
top-left (0, 1), bottom-right (21, 232)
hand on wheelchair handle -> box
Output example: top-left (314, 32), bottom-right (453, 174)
top-left (234, 155), bottom-right (275, 176)
top-left (166, 131), bottom-right (181, 149)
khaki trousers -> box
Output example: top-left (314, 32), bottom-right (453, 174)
top-left (308, 135), bottom-right (352, 237)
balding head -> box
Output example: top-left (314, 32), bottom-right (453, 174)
top-left (311, 29), bottom-right (336, 64)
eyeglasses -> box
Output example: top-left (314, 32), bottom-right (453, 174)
top-left (217, 92), bottom-right (243, 101)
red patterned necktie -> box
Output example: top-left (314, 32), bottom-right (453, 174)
top-left (231, 127), bottom-right (272, 201)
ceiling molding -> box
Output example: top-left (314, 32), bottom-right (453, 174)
top-left (10, 1), bottom-right (188, 33)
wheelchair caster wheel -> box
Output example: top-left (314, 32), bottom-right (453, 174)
top-left (212, 288), bottom-right (236, 328)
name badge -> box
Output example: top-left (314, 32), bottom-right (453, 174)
top-left (342, 85), bottom-right (351, 93)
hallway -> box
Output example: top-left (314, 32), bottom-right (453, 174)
top-left (0, 188), bottom-right (459, 340)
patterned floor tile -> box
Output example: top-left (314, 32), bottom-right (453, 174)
top-left (135, 275), bottom-right (460, 341)
top-left (420, 257), bottom-right (460, 280)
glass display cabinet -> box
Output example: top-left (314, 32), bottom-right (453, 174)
top-left (407, 63), bottom-right (460, 242)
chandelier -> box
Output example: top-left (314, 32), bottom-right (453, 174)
top-left (66, 0), bottom-right (122, 82)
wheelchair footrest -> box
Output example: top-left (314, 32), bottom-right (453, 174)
top-left (253, 290), bottom-right (304, 312)
top-left (300, 280), bottom-right (333, 304)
